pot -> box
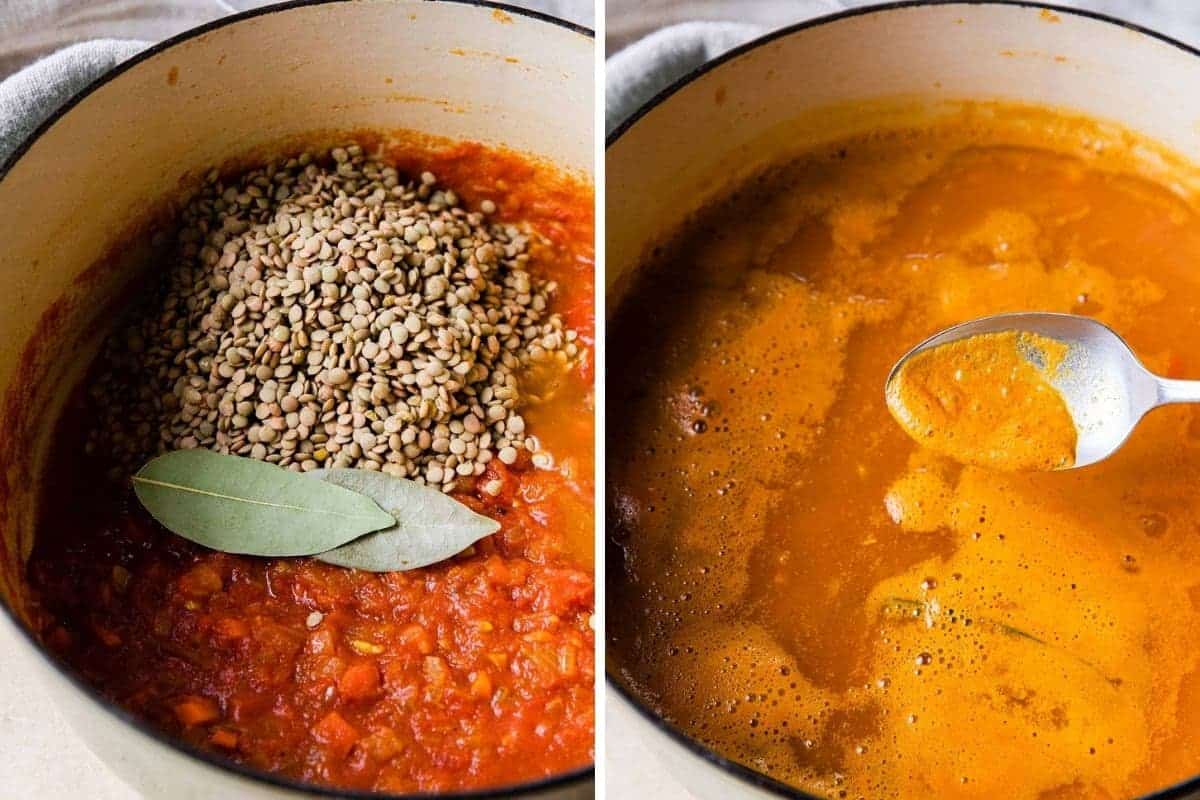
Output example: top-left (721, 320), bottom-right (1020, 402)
top-left (606, 3), bottom-right (1200, 799)
top-left (0, 1), bottom-right (592, 798)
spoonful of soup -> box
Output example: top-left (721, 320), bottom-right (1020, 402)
top-left (885, 312), bottom-right (1199, 471)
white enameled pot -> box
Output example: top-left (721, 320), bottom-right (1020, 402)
top-left (606, 3), bottom-right (1200, 799)
top-left (0, 1), bottom-right (592, 798)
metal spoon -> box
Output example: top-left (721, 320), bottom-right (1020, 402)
top-left (886, 312), bottom-right (1200, 470)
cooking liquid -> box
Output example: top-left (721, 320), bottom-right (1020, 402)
top-left (608, 109), bottom-right (1200, 799)
top-left (886, 330), bottom-right (1077, 472)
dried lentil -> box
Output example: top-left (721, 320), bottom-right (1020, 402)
top-left (87, 144), bottom-right (577, 490)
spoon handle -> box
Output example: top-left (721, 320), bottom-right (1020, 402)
top-left (1155, 377), bottom-right (1200, 405)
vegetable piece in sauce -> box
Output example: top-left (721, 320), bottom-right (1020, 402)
top-left (886, 330), bottom-right (1078, 471)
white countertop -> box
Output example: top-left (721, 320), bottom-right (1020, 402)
top-left (0, 621), bottom-right (134, 798)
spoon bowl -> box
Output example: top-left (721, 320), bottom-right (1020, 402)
top-left (886, 312), bottom-right (1196, 470)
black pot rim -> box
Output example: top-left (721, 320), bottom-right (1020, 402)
top-left (0, 1), bottom-right (593, 798)
top-left (606, 3), bottom-right (1200, 799)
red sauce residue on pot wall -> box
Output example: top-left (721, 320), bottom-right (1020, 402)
top-left (0, 219), bottom-right (165, 620)
top-left (0, 295), bottom-right (70, 616)
top-left (4, 133), bottom-right (593, 794)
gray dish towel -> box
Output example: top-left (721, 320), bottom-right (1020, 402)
top-left (605, 21), bottom-right (764, 136)
top-left (604, 0), bottom-right (846, 135)
top-left (1, 38), bottom-right (145, 164)
top-left (0, 0), bottom-right (241, 163)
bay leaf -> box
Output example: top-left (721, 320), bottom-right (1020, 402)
top-left (132, 450), bottom-right (395, 556)
top-left (880, 596), bottom-right (1117, 686)
top-left (310, 468), bottom-right (501, 571)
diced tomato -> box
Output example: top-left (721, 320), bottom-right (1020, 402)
top-left (173, 695), bottom-right (219, 726)
top-left (312, 711), bottom-right (359, 759)
top-left (210, 728), bottom-right (239, 749)
top-left (338, 661), bottom-right (382, 702)
top-left (534, 569), bottom-right (594, 614)
top-left (178, 564), bottom-right (223, 598)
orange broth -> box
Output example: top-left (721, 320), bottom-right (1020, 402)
top-left (608, 109), bottom-right (1200, 799)
top-left (887, 330), bottom-right (1077, 472)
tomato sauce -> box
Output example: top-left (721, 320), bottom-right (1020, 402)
top-left (26, 142), bottom-right (594, 794)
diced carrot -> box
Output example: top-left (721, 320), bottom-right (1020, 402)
top-left (338, 661), bottom-right (382, 701)
top-left (215, 618), bottom-right (249, 640)
top-left (209, 728), bottom-right (239, 749)
top-left (178, 564), bottom-right (223, 598)
top-left (312, 711), bottom-right (359, 759)
top-left (92, 623), bottom-right (121, 648)
top-left (360, 726), bottom-right (404, 761)
top-left (398, 623), bottom-right (433, 655)
top-left (173, 695), bottom-right (220, 726)
top-left (470, 671), bottom-right (493, 699)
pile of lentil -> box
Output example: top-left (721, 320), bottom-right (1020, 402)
top-left (86, 143), bottom-right (579, 490)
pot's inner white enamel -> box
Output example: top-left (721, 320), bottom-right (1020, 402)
top-left (0, 0), bottom-right (592, 624)
top-left (608, 4), bottom-right (1200, 293)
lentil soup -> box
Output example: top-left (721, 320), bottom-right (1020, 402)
top-left (886, 330), bottom-right (1078, 472)
top-left (608, 107), bottom-right (1200, 799)
top-left (28, 140), bottom-right (594, 794)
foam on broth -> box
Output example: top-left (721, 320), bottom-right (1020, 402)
top-left (608, 109), bottom-right (1200, 799)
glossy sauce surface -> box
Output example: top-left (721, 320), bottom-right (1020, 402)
top-left (609, 112), bottom-right (1200, 799)
top-left (28, 144), bottom-right (594, 794)
top-left (887, 330), bottom-right (1077, 471)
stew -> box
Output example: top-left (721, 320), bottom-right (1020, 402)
top-left (28, 140), bottom-right (594, 794)
top-left (609, 107), bottom-right (1200, 799)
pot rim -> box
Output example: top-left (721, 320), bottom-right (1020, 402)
top-left (0, 1), bottom-right (594, 797)
top-left (605, 3), bottom-right (1200, 799)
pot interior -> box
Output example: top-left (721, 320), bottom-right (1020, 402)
top-left (607, 3), bottom-right (1200, 301)
top-left (0, 0), bottom-right (592, 629)
top-left (606, 3), bottom-right (1200, 799)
